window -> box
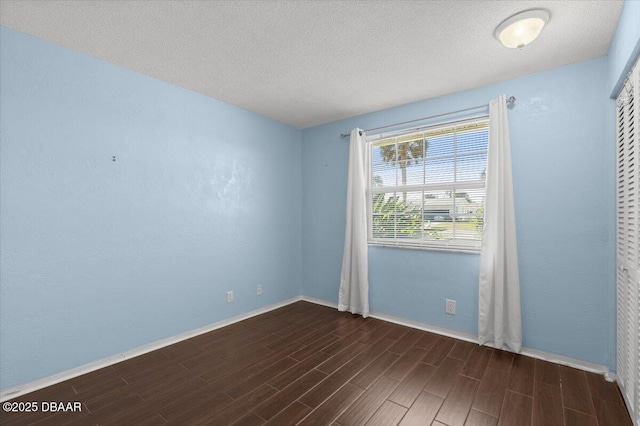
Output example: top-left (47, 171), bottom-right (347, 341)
top-left (367, 117), bottom-right (489, 252)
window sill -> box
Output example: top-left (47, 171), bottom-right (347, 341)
top-left (367, 241), bottom-right (481, 254)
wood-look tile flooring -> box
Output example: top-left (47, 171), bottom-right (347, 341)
top-left (1, 301), bottom-right (631, 426)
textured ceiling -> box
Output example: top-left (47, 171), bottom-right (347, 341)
top-left (0, 0), bottom-right (624, 129)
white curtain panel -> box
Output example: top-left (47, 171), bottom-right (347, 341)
top-left (478, 95), bottom-right (522, 352)
top-left (338, 128), bottom-right (369, 317)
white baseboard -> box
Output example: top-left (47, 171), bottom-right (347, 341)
top-left (0, 296), bottom-right (303, 402)
top-left (301, 295), bottom-right (339, 310)
top-left (301, 295), bottom-right (612, 376)
top-left (2, 294), bottom-right (614, 402)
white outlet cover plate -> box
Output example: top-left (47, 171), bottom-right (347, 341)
top-left (445, 299), bottom-right (456, 314)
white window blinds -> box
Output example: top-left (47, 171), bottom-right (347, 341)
top-left (366, 118), bottom-right (489, 252)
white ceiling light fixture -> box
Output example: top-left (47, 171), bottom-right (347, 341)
top-left (495, 9), bottom-right (550, 50)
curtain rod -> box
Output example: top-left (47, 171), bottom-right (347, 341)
top-left (340, 96), bottom-right (515, 138)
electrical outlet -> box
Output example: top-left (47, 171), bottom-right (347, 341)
top-left (445, 299), bottom-right (456, 315)
top-left (227, 291), bottom-right (233, 303)
top-left (256, 284), bottom-right (263, 295)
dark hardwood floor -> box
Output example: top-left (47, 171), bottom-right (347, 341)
top-left (0, 301), bottom-right (631, 426)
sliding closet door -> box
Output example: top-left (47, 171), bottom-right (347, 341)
top-left (617, 55), bottom-right (640, 424)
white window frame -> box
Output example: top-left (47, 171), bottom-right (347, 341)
top-left (365, 116), bottom-right (489, 254)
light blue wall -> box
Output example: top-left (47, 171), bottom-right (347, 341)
top-left (3, 7), bottom-right (632, 389)
top-left (608, 0), bottom-right (640, 96)
top-left (0, 26), bottom-right (302, 389)
top-left (302, 58), bottom-right (614, 369)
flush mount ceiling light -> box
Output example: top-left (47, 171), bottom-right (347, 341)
top-left (495, 9), bottom-right (550, 49)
